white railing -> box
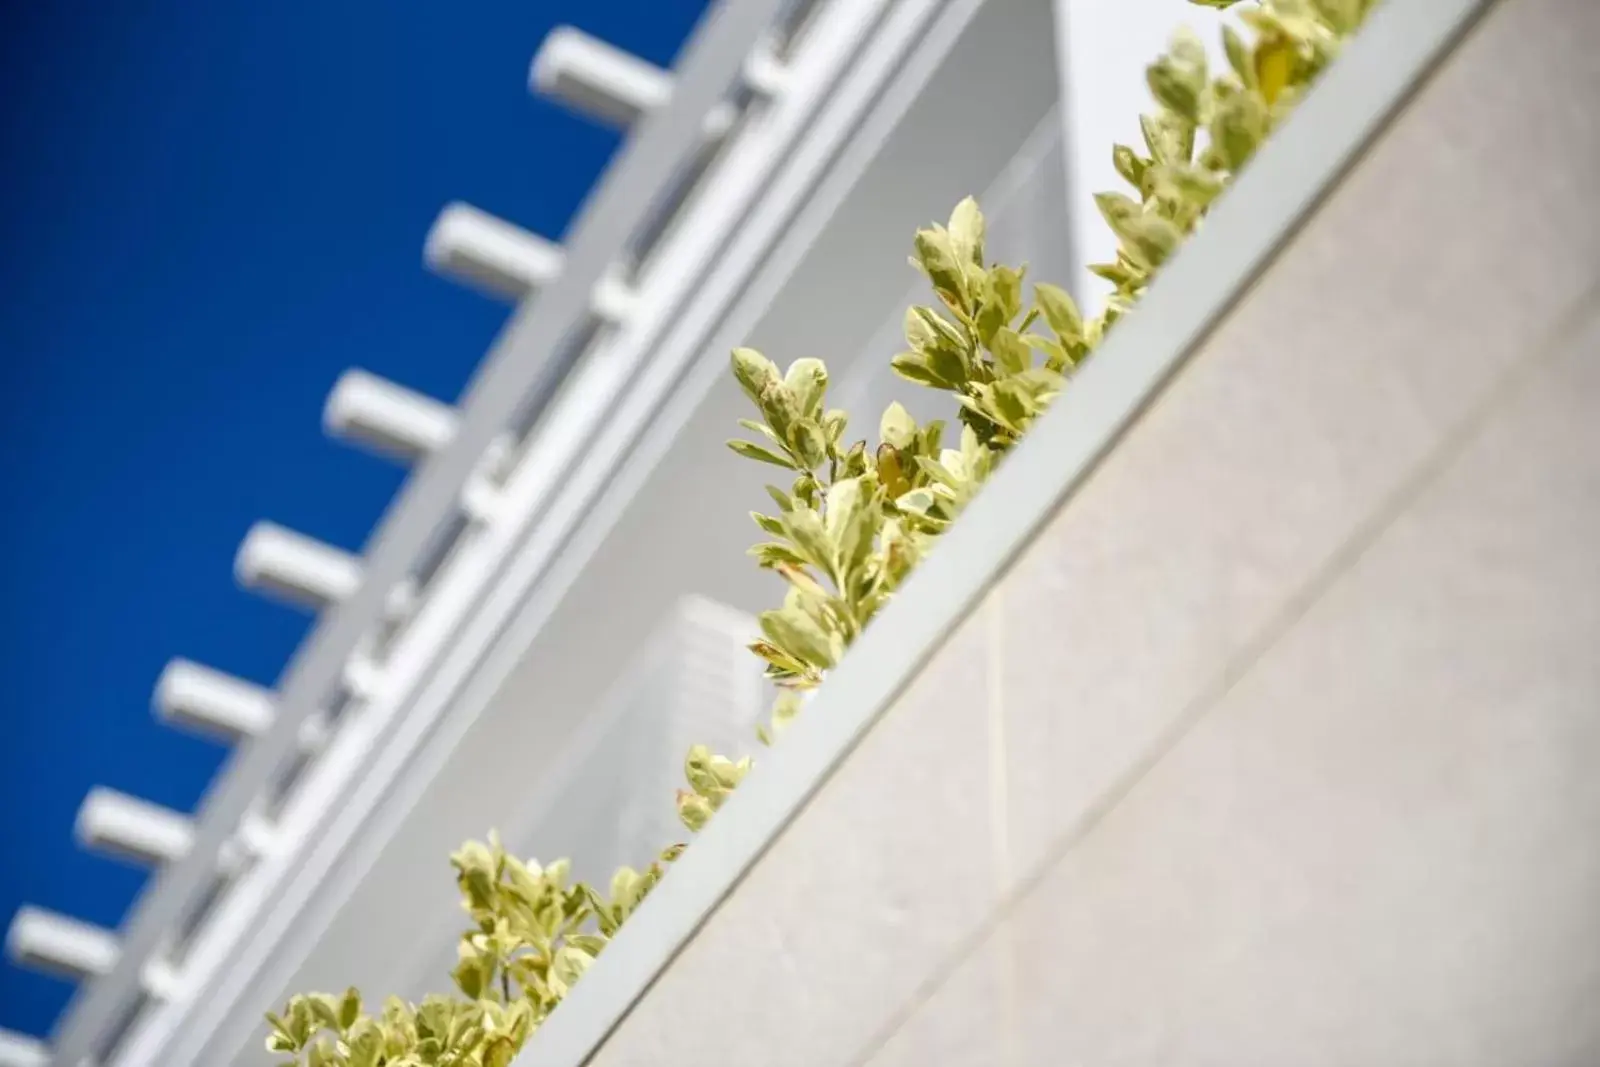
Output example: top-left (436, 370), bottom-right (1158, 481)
top-left (41, 3), bottom-right (818, 1065)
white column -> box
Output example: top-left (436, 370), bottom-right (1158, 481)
top-left (153, 659), bottom-right (276, 742)
top-left (423, 202), bottom-right (638, 322)
top-left (75, 788), bottom-right (194, 868)
top-left (530, 26), bottom-right (673, 128)
top-left (423, 203), bottom-right (564, 302)
top-left (5, 908), bottom-right (118, 982)
top-left (323, 370), bottom-right (458, 463)
top-left (234, 522), bottom-right (362, 612)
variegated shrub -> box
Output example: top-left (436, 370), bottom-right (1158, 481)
top-left (268, 3), bottom-right (1374, 1063)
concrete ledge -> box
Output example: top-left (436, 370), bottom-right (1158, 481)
top-left (513, 0), bottom-right (1519, 1064)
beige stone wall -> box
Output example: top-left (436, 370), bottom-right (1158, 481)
top-left (586, 0), bottom-right (1600, 1063)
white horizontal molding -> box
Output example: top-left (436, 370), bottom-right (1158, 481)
top-left (4, 907), bottom-right (118, 982)
top-left (323, 370), bottom-right (458, 464)
top-left (0, 1030), bottom-right (46, 1067)
top-left (153, 658), bottom-right (276, 743)
top-left (75, 788), bottom-right (194, 868)
top-left (234, 521), bottom-right (363, 612)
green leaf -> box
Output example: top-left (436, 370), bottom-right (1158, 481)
top-left (972, 275), bottom-right (1008, 345)
top-left (306, 994), bottom-right (341, 1032)
top-left (1150, 163), bottom-right (1227, 211)
top-left (876, 443), bottom-right (909, 500)
top-left (1222, 24), bottom-right (1255, 86)
top-left (483, 1038), bottom-right (517, 1067)
top-left (306, 1037), bottom-right (334, 1067)
top-left (1168, 24), bottom-right (1207, 70)
top-left (1111, 143), bottom-right (1148, 192)
top-left (989, 328), bottom-right (1031, 376)
top-left (779, 507), bottom-right (832, 573)
top-left (1139, 110), bottom-right (1195, 166)
top-left (991, 378), bottom-right (1033, 429)
top-left (750, 511), bottom-right (786, 537)
top-left (903, 305), bottom-right (937, 352)
top-left (339, 987), bottom-right (362, 1031)
top-left (989, 264), bottom-right (1024, 323)
top-left (823, 478), bottom-right (867, 561)
top-left (1026, 334), bottom-right (1074, 373)
top-left (840, 439), bottom-right (869, 478)
top-left (889, 351), bottom-right (943, 387)
top-left (947, 196), bottom-right (986, 267)
top-left (821, 408), bottom-right (848, 447)
top-left (924, 343), bottom-right (970, 388)
top-left (1088, 256), bottom-right (1146, 291)
top-left (912, 227), bottom-right (969, 313)
top-left (784, 358), bottom-right (828, 418)
top-left (736, 417), bottom-right (781, 445)
top-left (265, 1011), bottom-right (298, 1050)
top-left (878, 401), bottom-right (916, 450)
top-left (758, 379), bottom-right (802, 440)
top-left (1254, 31), bottom-right (1295, 108)
top-left (786, 418), bottom-right (829, 470)
top-left (452, 949), bottom-right (486, 1000)
top-left (748, 541), bottom-right (809, 569)
top-left (1145, 30), bottom-right (1207, 123)
top-left (1094, 191), bottom-right (1142, 231)
top-left (726, 438), bottom-right (795, 468)
top-left (913, 455), bottom-right (961, 492)
top-left (1116, 211), bottom-right (1184, 271)
top-left (1033, 282), bottom-right (1083, 345)
top-left (730, 347), bottom-right (780, 405)
top-left (347, 1019), bottom-right (383, 1067)
top-left (1210, 88), bottom-right (1269, 170)
top-left (758, 605), bottom-right (839, 670)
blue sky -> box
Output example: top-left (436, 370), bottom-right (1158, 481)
top-left (0, 0), bottom-right (708, 1039)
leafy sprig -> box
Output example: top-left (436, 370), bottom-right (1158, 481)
top-left (267, 4), bottom-right (1374, 1063)
top-left (673, 0), bottom-right (1375, 831)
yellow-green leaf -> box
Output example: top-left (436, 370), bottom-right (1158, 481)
top-left (726, 438), bottom-right (795, 469)
top-left (946, 195), bottom-right (986, 267)
top-left (1033, 282), bottom-right (1083, 345)
top-left (1255, 32), bottom-right (1294, 107)
top-left (784, 358), bottom-right (828, 418)
top-left (879, 401), bottom-right (916, 450)
top-left (730, 347), bottom-right (780, 404)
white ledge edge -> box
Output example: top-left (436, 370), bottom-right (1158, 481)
top-left (514, 0), bottom-right (1492, 1063)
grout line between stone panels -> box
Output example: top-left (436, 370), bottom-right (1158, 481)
top-left (844, 274), bottom-right (1600, 1067)
top-left (982, 591), bottom-right (1020, 1067)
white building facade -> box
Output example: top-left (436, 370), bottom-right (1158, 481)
top-left (10, 0), bottom-right (1598, 1064)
